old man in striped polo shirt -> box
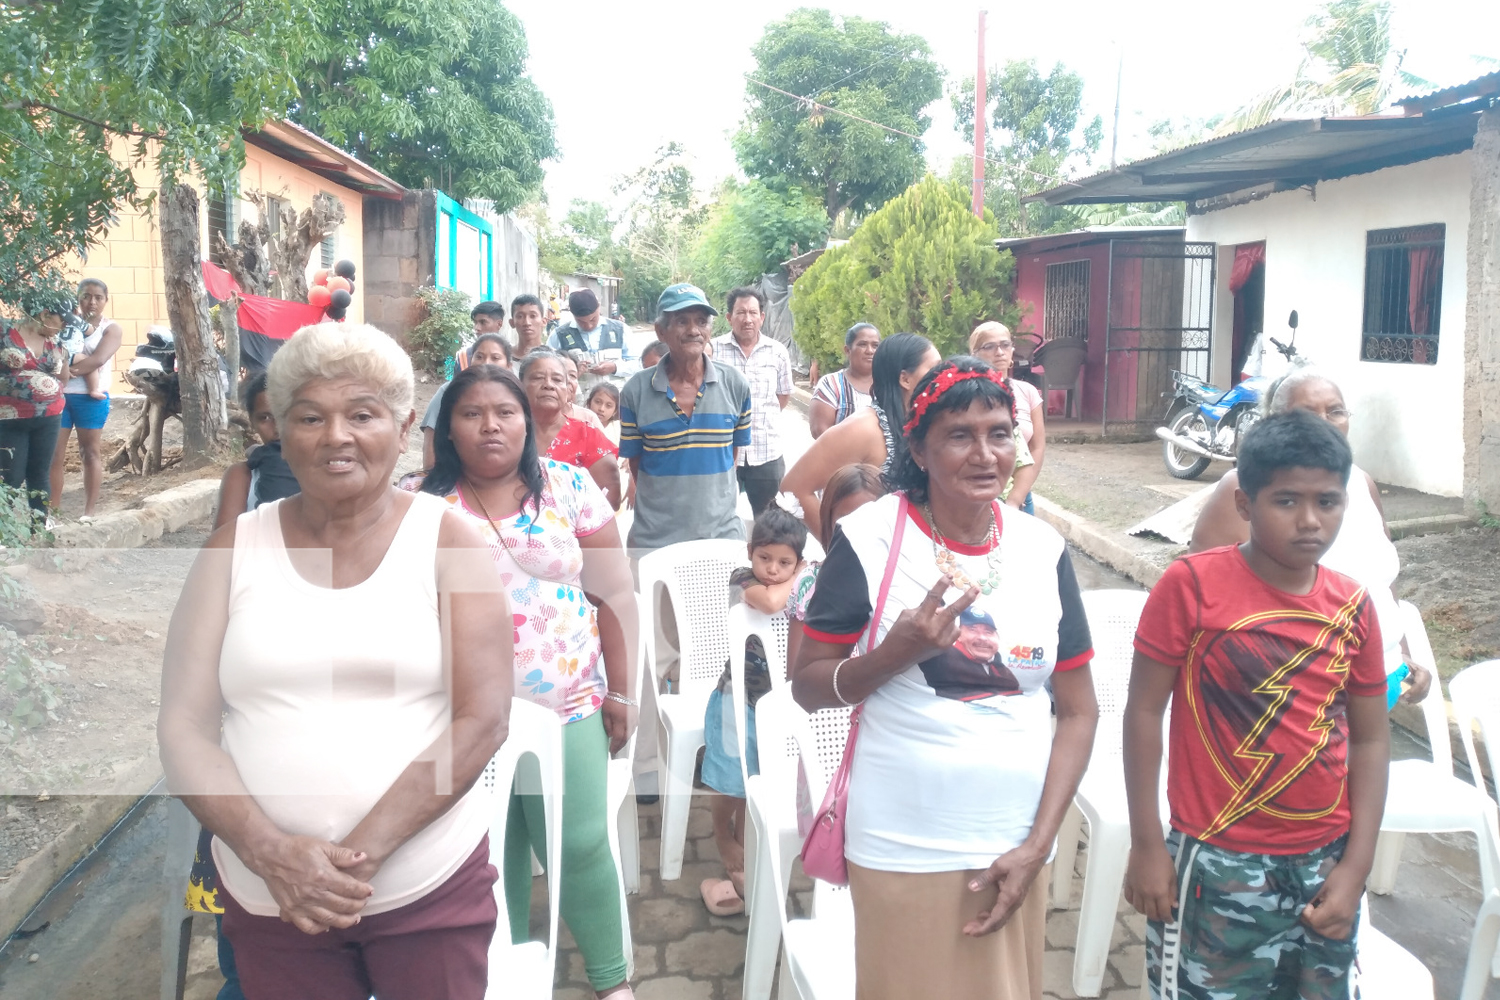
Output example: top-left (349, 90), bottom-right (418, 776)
top-left (619, 283), bottom-right (752, 552)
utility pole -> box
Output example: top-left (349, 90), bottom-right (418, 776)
top-left (1110, 51), bottom-right (1123, 170)
top-left (972, 9), bottom-right (987, 218)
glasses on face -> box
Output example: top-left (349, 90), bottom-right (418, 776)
top-left (979, 341), bottom-right (1014, 354)
top-left (1322, 408), bottom-right (1351, 421)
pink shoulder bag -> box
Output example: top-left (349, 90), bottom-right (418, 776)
top-left (800, 496), bottom-right (907, 886)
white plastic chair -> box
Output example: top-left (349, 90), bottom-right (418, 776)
top-left (1461, 889), bottom-right (1500, 1000)
top-left (1050, 588), bottom-right (1168, 998)
top-left (1370, 604), bottom-right (1500, 901)
top-left (639, 538), bottom-right (750, 880)
top-left (484, 698), bottom-right (565, 999)
top-left (160, 798), bottom-right (201, 1000)
top-left (741, 686), bottom-right (853, 1000)
top-left (1350, 893), bottom-right (1435, 999)
top-left (749, 698), bottom-right (856, 1000)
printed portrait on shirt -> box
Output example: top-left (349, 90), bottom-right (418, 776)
top-left (918, 607), bottom-right (1022, 703)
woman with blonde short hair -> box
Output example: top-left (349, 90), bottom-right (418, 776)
top-left (160, 323), bottom-right (513, 998)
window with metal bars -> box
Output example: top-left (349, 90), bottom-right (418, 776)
top-left (1044, 260), bottom-right (1090, 341)
top-left (207, 188), bottom-right (237, 266)
top-left (1361, 224), bottom-right (1444, 365)
top-left (320, 234), bottom-right (335, 269)
top-left (264, 196), bottom-right (286, 243)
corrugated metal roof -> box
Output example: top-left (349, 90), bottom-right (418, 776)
top-left (1395, 71), bottom-right (1500, 112)
top-left (243, 120), bottom-right (407, 199)
top-left (994, 226), bottom-right (1183, 252)
top-left (1027, 110), bottom-right (1484, 208)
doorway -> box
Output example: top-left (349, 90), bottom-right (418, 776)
top-left (1229, 241), bottom-right (1265, 380)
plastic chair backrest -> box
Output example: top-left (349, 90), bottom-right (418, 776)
top-left (483, 698), bottom-right (564, 987)
top-left (615, 622), bottom-right (649, 763)
top-left (803, 534), bottom-right (827, 564)
top-left (1013, 332), bottom-right (1041, 364)
top-left (728, 603), bottom-right (794, 788)
top-left (638, 539), bottom-right (749, 691)
top-left (753, 687), bottom-right (812, 801)
top-left (802, 704), bottom-right (854, 800)
top-left (1080, 590), bottom-right (1149, 765)
top-left (1399, 601), bottom-right (1454, 775)
top-left (1450, 660), bottom-right (1500, 800)
top-left (1037, 337), bottom-right (1087, 384)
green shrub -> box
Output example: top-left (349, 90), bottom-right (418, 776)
top-left (791, 176), bottom-right (1019, 370)
top-left (407, 286), bottom-right (474, 375)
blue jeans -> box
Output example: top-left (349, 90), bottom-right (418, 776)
top-left (1022, 492), bottom-right (1035, 515)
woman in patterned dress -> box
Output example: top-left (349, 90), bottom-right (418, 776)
top-left (0, 292), bottom-right (73, 525)
top-left (422, 363), bottom-right (640, 999)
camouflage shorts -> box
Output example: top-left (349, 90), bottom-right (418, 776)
top-left (1145, 830), bottom-right (1358, 1000)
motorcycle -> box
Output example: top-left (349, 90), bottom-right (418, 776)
top-left (128, 326), bottom-right (176, 374)
top-left (1157, 310), bottom-right (1301, 480)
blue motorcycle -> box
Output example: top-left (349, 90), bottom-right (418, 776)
top-left (1157, 311), bottom-right (1301, 480)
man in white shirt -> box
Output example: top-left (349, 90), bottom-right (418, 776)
top-left (548, 289), bottom-right (639, 395)
top-left (711, 286), bottom-right (793, 515)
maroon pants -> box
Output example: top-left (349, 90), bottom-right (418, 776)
top-left (220, 836), bottom-right (498, 1000)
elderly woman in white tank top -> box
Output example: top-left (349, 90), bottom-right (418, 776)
top-left (159, 323), bottom-right (513, 999)
top-left (1189, 369), bottom-right (1433, 708)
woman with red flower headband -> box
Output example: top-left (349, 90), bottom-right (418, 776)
top-left (793, 356), bottom-right (1099, 1000)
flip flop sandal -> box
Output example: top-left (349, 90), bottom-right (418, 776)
top-left (700, 877), bottom-right (746, 916)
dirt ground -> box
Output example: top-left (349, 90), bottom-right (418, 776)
top-left (49, 396), bottom-right (228, 522)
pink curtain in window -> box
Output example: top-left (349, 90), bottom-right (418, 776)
top-left (1229, 242), bottom-right (1265, 294)
top-left (1407, 245), bottom-right (1441, 337)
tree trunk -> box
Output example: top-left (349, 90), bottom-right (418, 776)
top-left (269, 193), bottom-right (345, 302)
top-left (217, 294), bottom-right (241, 406)
top-left (160, 180), bottom-right (226, 464)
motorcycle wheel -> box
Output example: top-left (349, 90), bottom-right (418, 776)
top-left (1163, 408), bottom-right (1212, 480)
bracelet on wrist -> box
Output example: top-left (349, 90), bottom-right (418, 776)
top-left (604, 691), bottom-right (637, 708)
top-left (832, 657), bottom-right (859, 707)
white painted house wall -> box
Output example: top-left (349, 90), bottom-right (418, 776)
top-left (1186, 152), bottom-right (1472, 496)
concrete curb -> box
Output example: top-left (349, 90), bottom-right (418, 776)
top-left (1030, 494), bottom-right (1167, 589)
top-left (1388, 513), bottom-right (1477, 539)
top-left (0, 758), bottom-right (162, 942)
top-left (49, 479), bottom-right (220, 550)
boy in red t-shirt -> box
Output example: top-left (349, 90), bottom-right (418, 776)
top-left (1123, 410), bottom-right (1390, 1000)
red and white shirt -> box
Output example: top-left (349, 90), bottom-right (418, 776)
top-left (803, 494), bottom-right (1093, 871)
top-left (1134, 545), bottom-right (1386, 855)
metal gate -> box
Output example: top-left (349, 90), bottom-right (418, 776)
top-left (1102, 240), bottom-right (1216, 431)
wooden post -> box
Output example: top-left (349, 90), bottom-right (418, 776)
top-left (159, 180), bottom-right (226, 464)
top-left (1464, 108), bottom-right (1500, 513)
top-left (972, 10), bottom-right (987, 218)
top-left (218, 293), bottom-right (241, 407)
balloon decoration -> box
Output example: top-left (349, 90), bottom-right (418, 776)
top-left (326, 275), bottom-right (352, 295)
top-left (312, 268), bottom-right (330, 287)
top-left (327, 288), bottom-right (353, 322)
top-left (334, 259), bottom-right (357, 280)
top-left (308, 285), bottom-right (332, 309)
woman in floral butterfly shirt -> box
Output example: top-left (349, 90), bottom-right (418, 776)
top-left (0, 296), bottom-right (73, 524)
top-left (420, 364), bottom-right (640, 999)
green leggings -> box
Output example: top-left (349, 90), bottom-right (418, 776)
top-left (503, 710), bottom-right (626, 991)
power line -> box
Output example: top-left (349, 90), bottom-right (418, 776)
top-left (743, 75), bottom-right (1070, 186)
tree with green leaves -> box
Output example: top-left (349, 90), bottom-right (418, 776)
top-left (613, 144), bottom-right (708, 321)
top-left (791, 176), bottom-right (1017, 369)
top-left (952, 59), bottom-right (1103, 237)
top-left (1225, 0), bottom-right (1429, 130)
top-left (734, 9), bottom-right (943, 223)
top-left (1, 0), bottom-right (303, 460)
top-left (536, 200), bottom-right (619, 277)
top-left (0, 0), bottom-right (299, 309)
top-left (692, 180), bottom-right (829, 305)
top-left (290, 0), bottom-right (555, 209)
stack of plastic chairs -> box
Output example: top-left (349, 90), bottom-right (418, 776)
top-left (638, 539), bottom-right (750, 880)
top-left (750, 686), bottom-right (855, 1000)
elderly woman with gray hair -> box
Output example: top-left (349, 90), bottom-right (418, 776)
top-left (1189, 367), bottom-right (1433, 709)
top-left (159, 323), bottom-right (513, 998)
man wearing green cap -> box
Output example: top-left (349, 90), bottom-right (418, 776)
top-left (619, 283), bottom-right (753, 551)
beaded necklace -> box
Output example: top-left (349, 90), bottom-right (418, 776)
top-left (921, 502), bottom-right (1002, 595)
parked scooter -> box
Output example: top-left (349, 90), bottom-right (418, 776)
top-left (128, 326), bottom-right (176, 374)
top-left (1157, 311), bottom-right (1302, 480)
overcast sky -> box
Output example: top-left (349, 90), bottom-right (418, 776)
top-left (505, 0), bottom-right (1499, 213)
